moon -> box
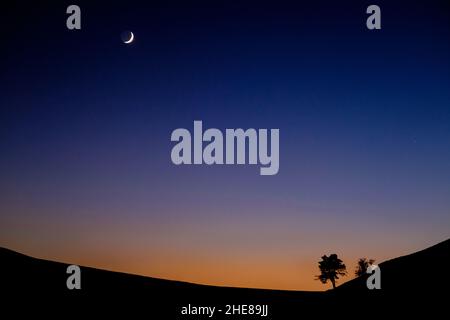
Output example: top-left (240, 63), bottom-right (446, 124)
top-left (121, 31), bottom-right (134, 44)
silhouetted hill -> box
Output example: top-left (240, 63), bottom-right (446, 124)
top-left (1, 238), bottom-right (448, 318)
top-left (338, 238), bottom-right (450, 292)
top-left (329, 238), bottom-right (449, 315)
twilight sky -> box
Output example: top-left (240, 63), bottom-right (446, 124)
top-left (1, 0), bottom-right (449, 290)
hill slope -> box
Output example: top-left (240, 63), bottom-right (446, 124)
top-left (1, 238), bottom-right (448, 318)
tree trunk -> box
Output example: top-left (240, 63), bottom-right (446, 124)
top-left (331, 278), bottom-right (336, 289)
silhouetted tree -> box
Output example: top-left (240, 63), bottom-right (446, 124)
top-left (355, 258), bottom-right (375, 277)
top-left (316, 254), bottom-right (347, 289)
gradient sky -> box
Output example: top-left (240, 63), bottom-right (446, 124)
top-left (1, 0), bottom-right (450, 290)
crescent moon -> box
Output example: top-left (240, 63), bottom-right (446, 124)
top-left (124, 32), bottom-right (134, 44)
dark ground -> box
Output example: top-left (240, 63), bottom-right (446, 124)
top-left (1, 239), bottom-right (448, 318)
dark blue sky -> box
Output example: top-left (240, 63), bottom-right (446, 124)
top-left (1, 1), bottom-right (450, 290)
